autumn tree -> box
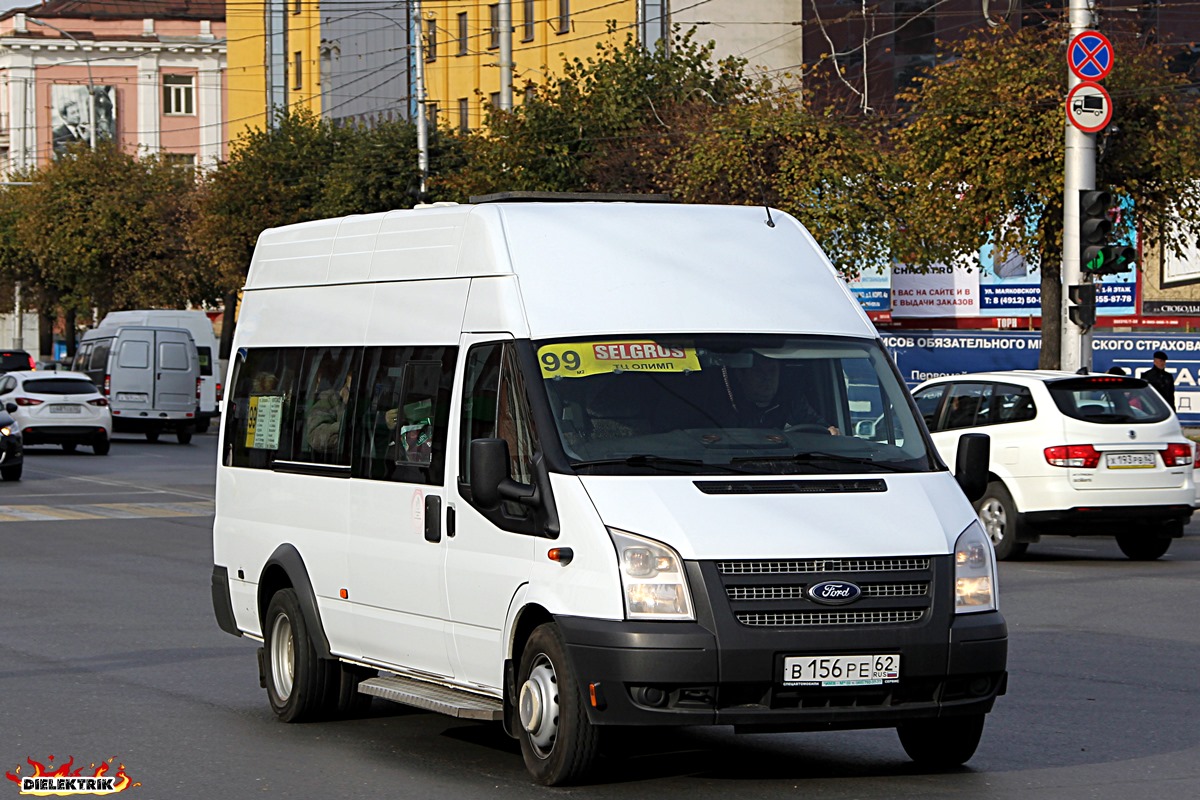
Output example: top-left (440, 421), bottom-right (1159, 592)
top-left (895, 22), bottom-right (1200, 367)
top-left (0, 146), bottom-right (207, 357)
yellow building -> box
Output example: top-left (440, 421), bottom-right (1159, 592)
top-left (421, 0), bottom-right (641, 133)
top-left (227, 0), bottom-right (323, 146)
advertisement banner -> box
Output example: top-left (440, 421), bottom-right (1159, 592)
top-left (890, 261), bottom-right (980, 318)
top-left (847, 265), bottom-right (891, 312)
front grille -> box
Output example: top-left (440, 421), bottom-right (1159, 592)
top-left (737, 610), bottom-right (926, 626)
top-left (719, 558), bottom-right (930, 575)
top-left (713, 556), bottom-right (937, 629)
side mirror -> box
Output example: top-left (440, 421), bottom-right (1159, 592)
top-left (955, 433), bottom-right (990, 503)
top-left (470, 438), bottom-right (537, 510)
top-left (4, 402), bottom-right (15, 414)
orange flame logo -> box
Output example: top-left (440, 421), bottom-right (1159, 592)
top-left (5, 756), bottom-right (139, 796)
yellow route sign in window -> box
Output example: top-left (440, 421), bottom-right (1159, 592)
top-left (538, 341), bottom-right (701, 379)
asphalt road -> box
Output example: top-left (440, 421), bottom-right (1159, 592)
top-left (2, 432), bottom-right (1198, 799)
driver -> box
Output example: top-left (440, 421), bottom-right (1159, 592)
top-left (731, 355), bottom-right (840, 435)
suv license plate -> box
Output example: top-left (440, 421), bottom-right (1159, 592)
top-left (1106, 452), bottom-right (1156, 469)
top-left (48, 404), bottom-right (81, 414)
top-left (783, 654), bottom-right (900, 687)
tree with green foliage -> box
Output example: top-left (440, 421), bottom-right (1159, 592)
top-left (443, 31), bottom-right (752, 198)
top-left (0, 145), bottom-right (206, 357)
top-left (894, 22), bottom-right (1200, 367)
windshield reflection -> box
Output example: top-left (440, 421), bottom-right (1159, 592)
top-left (536, 335), bottom-right (934, 476)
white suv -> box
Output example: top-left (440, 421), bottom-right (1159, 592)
top-left (912, 370), bottom-right (1194, 561)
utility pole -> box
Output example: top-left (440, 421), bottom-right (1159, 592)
top-left (413, 0), bottom-right (428, 198)
top-left (1061, 0), bottom-right (1097, 372)
top-left (499, 0), bottom-right (513, 111)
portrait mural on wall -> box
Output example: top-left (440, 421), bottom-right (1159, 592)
top-left (51, 84), bottom-right (117, 158)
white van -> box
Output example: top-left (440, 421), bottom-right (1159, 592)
top-left (210, 201), bottom-right (1005, 785)
top-left (98, 310), bottom-right (221, 432)
top-left (74, 326), bottom-right (201, 444)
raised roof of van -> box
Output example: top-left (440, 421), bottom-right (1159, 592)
top-left (244, 202), bottom-right (876, 339)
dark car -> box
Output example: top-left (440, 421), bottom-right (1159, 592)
top-left (0, 404), bottom-right (24, 481)
top-left (0, 350), bottom-right (35, 374)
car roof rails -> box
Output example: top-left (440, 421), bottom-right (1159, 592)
top-left (468, 191), bottom-right (673, 204)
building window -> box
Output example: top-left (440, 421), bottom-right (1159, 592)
top-left (556, 0), bottom-right (570, 34)
top-left (488, 4), bottom-right (500, 49)
top-left (457, 12), bottom-right (469, 55)
top-left (426, 101), bottom-right (438, 127)
top-left (165, 152), bottom-right (196, 169)
top-left (292, 51), bottom-right (303, 90)
top-left (522, 0), bottom-right (534, 41)
top-left (162, 74), bottom-right (195, 115)
top-left (489, 91), bottom-right (501, 109)
top-left (458, 97), bottom-right (470, 132)
top-left (425, 18), bottom-right (438, 61)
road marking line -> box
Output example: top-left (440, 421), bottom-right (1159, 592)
top-left (0, 501), bottom-right (213, 522)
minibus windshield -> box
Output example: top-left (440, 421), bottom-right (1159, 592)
top-left (536, 335), bottom-right (936, 476)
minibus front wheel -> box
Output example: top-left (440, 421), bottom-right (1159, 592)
top-left (264, 588), bottom-right (329, 723)
top-left (897, 713), bottom-right (985, 768)
top-left (517, 623), bottom-right (599, 785)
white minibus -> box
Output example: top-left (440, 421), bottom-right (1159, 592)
top-left (211, 199), bottom-right (1005, 785)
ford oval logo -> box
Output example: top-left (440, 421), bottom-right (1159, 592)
top-left (808, 581), bottom-right (863, 605)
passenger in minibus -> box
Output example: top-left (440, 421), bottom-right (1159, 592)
top-left (306, 369), bottom-right (353, 455)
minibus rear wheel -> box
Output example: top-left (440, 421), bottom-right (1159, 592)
top-left (897, 713), bottom-right (985, 768)
top-left (264, 588), bottom-right (330, 723)
top-left (517, 623), bottom-right (599, 785)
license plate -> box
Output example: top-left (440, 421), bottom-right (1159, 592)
top-left (783, 654), bottom-right (900, 687)
top-left (48, 404), bottom-right (81, 414)
top-left (1106, 452), bottom-right (1156, 469)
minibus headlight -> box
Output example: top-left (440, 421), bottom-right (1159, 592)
top-left (954, 520), bottom-right (998, 614)
top-left (608, 528), bottom-right (694, 621)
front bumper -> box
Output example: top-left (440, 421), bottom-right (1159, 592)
top-left (556, 558), bottom-right (1007, 731)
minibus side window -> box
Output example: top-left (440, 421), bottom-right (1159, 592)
top-left (294, 347), bottom-right (361, 466)
top-left (353, 345), bottom-right (457, 484)
top-left (223, 347), bottom-right (302, 468)
top-left (459, 342), bottom-right (542, 528)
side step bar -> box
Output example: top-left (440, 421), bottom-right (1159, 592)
top-left (358, 675), bottom-right (504, 721)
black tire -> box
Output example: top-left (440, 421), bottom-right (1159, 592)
top-left (516, 623), bottom-right (600, 786)
top-left (264, 589), bottom-right (331, 723)
top-left (973, 481), bottom-right (1029, 560)
top-left (1, 463), bottom-right (21, 481)
top-left (195, 417), bottom-right (210, 434)
top-left (1115, 532), bottom-right (1172, 561)
top-left (92, 437), bottom-right (110, 456)
top-left (61, 442), bottom-right (77, 454)
top-left (897, 713), bottom-right (986, 768)
top-left (177, 428), bottom-right (193, 445)
top-left (145, 430), bottom-right (160, 443)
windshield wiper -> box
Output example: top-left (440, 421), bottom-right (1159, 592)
top-left (731, 451), bottom-right (917, 473)
top-left (571, 455), bottom-right (742, 474)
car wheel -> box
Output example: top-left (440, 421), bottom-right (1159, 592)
top-left (145, 430), bottom-right (160, 443)
top-left (195, 417), bottom-right (210, 434)
top-left (92, 437), bottom-right (111, 456)
top-left (897, 713), bottom-right (986, 768)
top-left (974, 481), bottom-right (1028, 560)
top-left (1115, 532), bottom-right (1172, 561)
top-left (177, 428), bottom-right (193, 445)
top-left (61, 442), bottom-right (77, 454)
top-left (517, 623), bottom-right (600, 786)
top-left (264, 589), bottom-right (331, 723)
top-left (0, 463), bottom-right (21, 481)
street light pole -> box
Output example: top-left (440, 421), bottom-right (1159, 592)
top-left (28, 17), bottom-right (96, 149)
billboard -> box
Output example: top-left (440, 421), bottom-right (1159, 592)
top-left (51, 84), bottom-right (116, 158)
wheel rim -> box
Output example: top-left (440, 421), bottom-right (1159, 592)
top-left (270, 612), bottom-right (295, 701)
top-left (519, 653), bottom-right (560, 758)
top-left (978, 497), bottom-right (1007, 545)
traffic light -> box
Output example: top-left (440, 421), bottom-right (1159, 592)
top-left (1093, 244), bottom-right (1136, 275)
top-left (1079, 189), bottom-right (1112, 273)
top-left (1068, 283), bottom-right (1097, 328)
